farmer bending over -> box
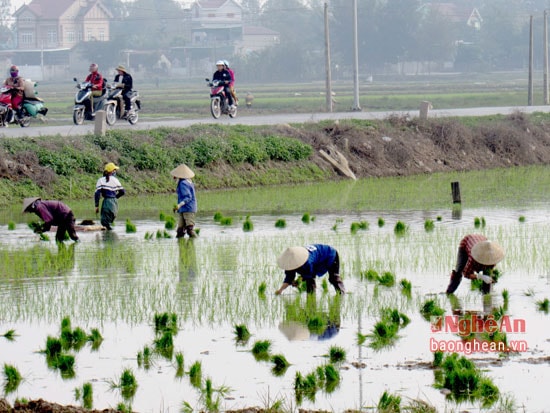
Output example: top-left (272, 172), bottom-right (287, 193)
top-left (275, 244), bottom-right (345, 295)
top-left (22, 197), bottom-right (79, 243)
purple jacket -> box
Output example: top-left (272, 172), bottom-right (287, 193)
top-left (33, 200), bottom-right (72, 228)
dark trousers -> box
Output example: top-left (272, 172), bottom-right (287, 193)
top-left (56, 211), bottom-right (79, 242)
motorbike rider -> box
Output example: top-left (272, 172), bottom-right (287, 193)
top-left (3, 65), bottom-right (25, 118)
top-left (212, 60), bottom-right (234, 108)
top-left (114, 65), bottom-right (133, 117)
top-left (84, 63), bottom-right (104, 118)
top-left (223, 60), bottom-right (238, 106)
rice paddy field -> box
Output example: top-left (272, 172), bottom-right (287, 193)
top-left (0, 167), bottom-right (549, 412)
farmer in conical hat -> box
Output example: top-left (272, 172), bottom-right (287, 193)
top-left (171, 163), bottom-right (197, 238)
top-left (94, 162), bottom-right (125, 230)
top-left (446, 234), bottom-right (504, 294)
top-left (275, 244), bottom-right (345, 295)
top-left (22, 197), bottom-right (79, 242)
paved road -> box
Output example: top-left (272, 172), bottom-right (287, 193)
top-left (1, 105), bottom-right (549, 138)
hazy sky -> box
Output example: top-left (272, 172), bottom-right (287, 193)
top-left (10, 0), bottom-right (195, 14)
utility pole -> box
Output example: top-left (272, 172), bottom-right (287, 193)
top-left (544, 10), bottom-right (549, 104)
top-left (324, 2), bottom-right (333, 112)
top-left (528, 15), bottom-right (534, 106)
top-left (352, 0), bottom-right (361, 111)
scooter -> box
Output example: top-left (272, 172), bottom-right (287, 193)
top-left (103, 82), bottom-right (141, 126)
top-left (205, 78), bottom-right (236, 119)
top-left (0, 81), bottom-right (48, 128)
top-left (72, 77), bottom-right (108, 125)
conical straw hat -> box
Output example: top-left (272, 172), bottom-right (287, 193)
top-left (22, 197), bottom-right (40, 213)
top-left (277, 246), bottom-right (308, 270)
top-left (278, 321), bottom-right (310, 341)
top-left (471, 241), bottom-right (504, 265)
top-left (171, 164), bottom-right (195, 179)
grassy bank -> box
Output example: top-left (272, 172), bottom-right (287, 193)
top-left (1, 113), bottom-right (550, 208)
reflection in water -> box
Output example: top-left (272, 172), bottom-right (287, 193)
top-left (279, 294), bottom-right (342, 341)
top-left (0, 243), bottom-right (76, 278)
top-left (178, 239), bottom-right (197, 284)
top-left (451, 204), bottom-right (462, 220)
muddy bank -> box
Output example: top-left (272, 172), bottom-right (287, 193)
top-left (1, 112), bottom-right (550, 206)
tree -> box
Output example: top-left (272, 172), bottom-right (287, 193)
top-left (0, 0), bottom-right (13, 48)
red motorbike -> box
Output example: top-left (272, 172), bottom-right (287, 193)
top-left (205, 78), bottom-right (236, 119)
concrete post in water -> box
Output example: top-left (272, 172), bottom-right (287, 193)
top-left (419, 101), bottom-right (432, 119)
top-left (451, 181), bottom-right (461, 204)
top-left (94, 110), bottom-right (106, 136)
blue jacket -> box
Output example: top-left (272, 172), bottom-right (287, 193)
top-left (176, 178), bottom-right (197, 213)
top-left (284, 244), bottom-right (337, 281)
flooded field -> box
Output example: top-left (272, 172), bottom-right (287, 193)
top-left (0, 174), bottom-right (549, 412)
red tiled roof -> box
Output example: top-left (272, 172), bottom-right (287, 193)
top-left (19, 0), bottom-right (76, 19)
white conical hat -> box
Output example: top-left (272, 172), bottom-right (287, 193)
top-left (471, 240), bottom-right (505, 265)
top-left (277, 246), bottom-right (308, 270)
top-left (171, 164), bottom-right (195, 179)
top-left (278, 321), bottom-right (310, 341)
top-left (22, 197), bottom-right (40, 213)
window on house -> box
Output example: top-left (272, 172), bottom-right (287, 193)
top-left (87, 30), bottom-right (93, 41)
top-left (21, 32), bottom-right (33, 45)
top-left (99, 29), bottom-right (105, 41)
top-left (67, 30), bottom-right (75, 42)
top-left (47, 30), bottom-right (57, 44)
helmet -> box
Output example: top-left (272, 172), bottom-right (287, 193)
top-left (223, 60), bottom-right (230, 67)
top-left (89, 63), bottom-right (98, 72)
top-left (10, 65), bottom-right (19, 77)
top-left (216, 60), bottom-right (225, 66)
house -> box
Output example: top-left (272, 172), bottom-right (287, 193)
top-left (236, 26), bottom-right (280, 55)
top-left (190, 0), bottom-right (243, 45)
top-left (419, 3), bottom-right (482, 30)
top-left (13, 0), bottom-right (112, 50)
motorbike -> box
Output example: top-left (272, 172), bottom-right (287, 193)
top-left (205, 78), bottom-right (236, 119)
top-left (72, 77), bottom-right (108, 125)
top-left (0, 81), bottom-right (48, 128)
top-left (103, 82), bottom-right (141, 125)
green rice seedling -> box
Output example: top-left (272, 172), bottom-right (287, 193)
top-left (155, 229), bottom-right (163, 239)
top-left (377, 390), bottom-right (401, 413)
top-left (258, 281), bottom-right (267, 298)
top-left (116, 402), bottom-right (132, 413)
top-left (536, 298), bottom-right (549, 313)
top-left (188, 361), bottom-right (202, 388)
top-left (7, 221), bottom-right (16, 230)
top-left (420, 299), bottom-right (445, 321)
top-left (87, 328), bottom-right (103, 350)
top-left (321, 278), bottom-right (328, 293)
top-left (406, 399), bottom-right (437, 413)
top-left (436, 215), bottom-right (442, 221)
top-left (213, 211), bottom-right (223, 222)
top-left (125, 219), bottom-right (137, 233)
top-left (45, 336), bottom-right (62, 358)
top-left (481, 217), bottom-right (486, 227)
top-left (154, 312), bottom-right (178, 335)
top-left (360, 268), bottom-right (379, 282)
top-left (433, 351), bottom-right (444, 367)
top-left (502, 289), bottom-right (509, 301)
top-left (331, 224), bottom-right (338, 231)
top-left (328, 346), bottom-right (346, 363)
top-left (138, 345), bottom-right (152, 369)
top-left (518, 215), bottom-right (526, 222)
top-left (82, 382), bottom-right (93, 409)
top-left (39, 233), bottom-right (50, 241)
top-left (71, 327), bottom-right (88, 350)
top-left (271, 354), bottom-right (290, 376)
top-left (3, 363), bottom-right (22, 394)
top-left (252, 340), bottom-right (272, 361)
top-left (175, 352), bottom-right (184, 378)
top-left (164, 215), bottom-right (176, 230)
top-left (219, 216), bottom-right (233, 226)
top-left (357, 332), bottom-right (367, 345)
top-left (56, 354), bottom-right (76, 378)
top-left (234, 324), bottom-right (251, 343)
top-left (118, 368), bottom-right (138, 400)
top-left (275, 218), bottom-right (286, 228)
top-left (378, 271), bottom-right (395, 287)
top-left (301, 212), bottom-right (311, 224)
top-left (474, 217), bottom-right (481, 228)
top-left (159, 211), bottom-right (167, 221)
top-left (400, 279), bottom-right (412, 296)
top-left (377, 217), bottom-right (385, 227)
top-left (28, 221), bottom-right (42, 232)
top-left (323, 364), bottom-right (340, 393)
top-left (307, 316), bottom-right (327, 335)
top-left (477, 377), bottom-right (500, 408)
top-left (1, 329), bottom-right (16, 341)
top-left (144, 231), bottom-right (154, 240)
top-left (394, 220), bottom-right (408, 236)
top-left (424, 219), bottom-right (435, 232)
top-left (154, 331), bottom-right (174, 359)
top-left (74, 387), bottom-right (81, 402)
top-left (243, 216), bottom-right (254, 232)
